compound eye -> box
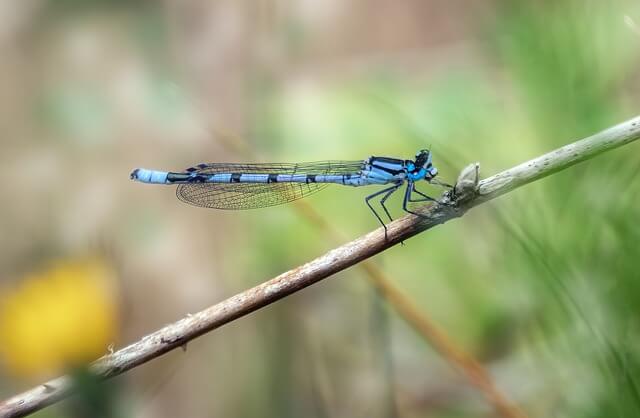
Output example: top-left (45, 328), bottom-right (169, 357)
top-left (425, 152), bottom-right (433, 166)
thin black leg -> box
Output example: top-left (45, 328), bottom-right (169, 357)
top-left (430, 178), bottom-right (454, 189)
top-left (379, 184), bottom-right (402, 222)
top-left (365, 184), bottom-right (402, 239)
top-left (380, 184), bottom-right (405, 244)
top-left (402, 182), bottom-right (428, 217)
top-left (408, 183), bottom-right (437, 203)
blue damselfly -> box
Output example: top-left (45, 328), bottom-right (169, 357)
top-left (131, 150), bottom-right (450, 236)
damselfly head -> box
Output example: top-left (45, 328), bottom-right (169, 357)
top-left (414, 149), bottom-right (438, 180)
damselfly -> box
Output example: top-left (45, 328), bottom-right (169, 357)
top-left (130, 150), bottom-right (450, 236)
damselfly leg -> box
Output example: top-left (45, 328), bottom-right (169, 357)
top-left (408, 183), bottom-right (438, 203)
top-left (430, 178), bottom-right (454, 189)
top-left (379, 184), bottom-right (403, 222)
top-left (365, 183), bottom-right (402, 239)
top-left (402, 181), bottom-right (441, 217)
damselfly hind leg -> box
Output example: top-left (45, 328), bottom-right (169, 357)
top-left (380, 184), bottom-right (402, 222)
top-left (365, 184), bottom-right (401, 240)
top-left (381, 183), bottom-right (404, 244)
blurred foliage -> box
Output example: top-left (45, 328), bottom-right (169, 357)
top-left (1, 0), bottom-right (640, 417)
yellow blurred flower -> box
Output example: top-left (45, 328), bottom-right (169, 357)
top-left (0, 259), bottom-right (119, 379)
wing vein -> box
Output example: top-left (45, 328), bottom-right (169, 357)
top-left (177, 160), bottom-right (364, 209)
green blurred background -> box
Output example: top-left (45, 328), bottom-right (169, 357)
top-left (1, 0), bottom-right (640, 417)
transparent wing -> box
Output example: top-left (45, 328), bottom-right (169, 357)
top-left (176, 160), bottom-right (364, 210)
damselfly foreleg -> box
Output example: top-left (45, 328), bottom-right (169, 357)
top-left (408, 183), bottom-right (437, 203)
top-left (410, 183), bottom-right (455, 207)
top-left (430, 178), bottom-right (454, 189)
top-left (402, 181), bottom-right (438, 217)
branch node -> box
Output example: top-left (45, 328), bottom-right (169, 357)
top-left (448, 162), bottom-right (480, 204)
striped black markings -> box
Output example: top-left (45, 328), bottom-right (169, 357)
top-left (305, 175), bottom-right (316, 183)
top-left (268, 174), bottom-right (279, 183)
top-left (338, 174), bottom-right (354, 184)
top-left (168, 172), bottom-right (196, 183)
top-left (370, 157), bottom-right (405, 176)
top-left (371, 165), bottom-right (403, 176)
top-left (373, 157), bottom-right (403, 164)
top-left (231, 173), bottom-right (242, 183)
